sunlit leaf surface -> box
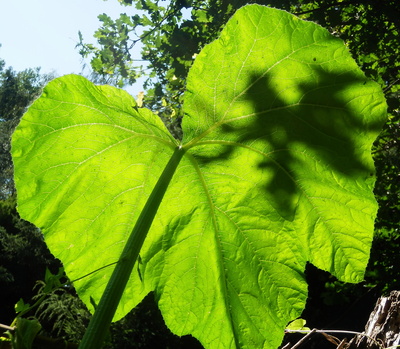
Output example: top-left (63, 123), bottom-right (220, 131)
top-left (12, 5), bottom-right (386, 349)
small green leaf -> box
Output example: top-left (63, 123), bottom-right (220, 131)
top-left (14, 299), bottom-right (30, 314)
top-left (194, 9), bottom-right (210, 23)
top-left (142, 15), bottom-right (153, 26)
top-left (11, 318), bottom-right (41, 349)
top-left (286, 319), bottom-right (310, 331)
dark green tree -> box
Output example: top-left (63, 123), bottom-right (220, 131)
top-left (0, 56), bottom-right (59, 324)
top-left (0, 59), bottom-right (52, 199)
top-left (0, 195), bottom-right (62, 324)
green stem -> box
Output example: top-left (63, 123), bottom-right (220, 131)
top-left (78, 146), bottom-right (185, 349)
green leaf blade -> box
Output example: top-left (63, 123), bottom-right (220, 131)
top-left (11, 4), bottom-right (387, 349)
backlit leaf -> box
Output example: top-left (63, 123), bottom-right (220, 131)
top-left (12, 5), bottom-right (386, 349)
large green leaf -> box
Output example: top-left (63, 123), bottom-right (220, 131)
top-left (12, 5), bottom-right (386, 349)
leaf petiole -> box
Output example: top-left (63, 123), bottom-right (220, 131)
top-left (78, 145), bottom-right (185, 349)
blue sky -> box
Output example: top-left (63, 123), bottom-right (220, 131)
top-left (0, 0), bottom-right (143, 94)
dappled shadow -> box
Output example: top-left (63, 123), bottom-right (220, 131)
top-left (190, 65), bottom-right (385, 219)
